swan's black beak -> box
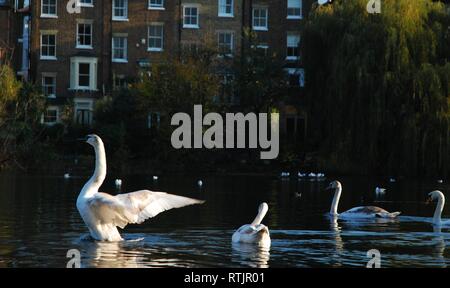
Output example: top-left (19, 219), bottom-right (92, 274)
top-left (77, 136), bottom-right (89, 142)
top-left (325, 185), bottom-right (333, 191)
top-left (425, 196), bottom-right (433, 205)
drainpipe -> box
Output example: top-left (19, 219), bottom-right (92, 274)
top-left (178, 0), bottom-right (182, 59)
top-left (7, 9), bottom-right (11, 58)
top-left (108, 0), bottom-right (113, 97)
top-left (241, 0), bottom-right (245, 55)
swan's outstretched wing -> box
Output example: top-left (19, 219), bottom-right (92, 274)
top-left (86, 191), bottom-right (205, 228)
top-left (116, 190), bottom-right (205, 223)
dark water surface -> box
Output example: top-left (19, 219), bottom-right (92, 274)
top-left (0, 173), bottom-right (449, 268)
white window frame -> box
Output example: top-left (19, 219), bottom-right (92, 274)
top-left (40, 31), bottom-right (57, 60)
top-left (42, 73), bottom-right (57, 98)
top-left (183, 4), bottom-right (200, 29)
top-left (252, 7), bottom-right (268, 31)
top-left (113, 74), bottom-right (128, 91)
top-left (285, 68), bottom-right (304, 87)
top-left (70, 57), bottom-right (98, 91)
top-left (74, 99), bottom-right (94, 126)
top-left (41, 106), bottom-right (59, 125)
top-left (257, 44), bottom-right (269, 50)
top-left (40, 0), bottom-right (57, 18)
top-left (299, 68), bottom-right (305, 87)
top-left (76, 20), bottom-right (93, 49)
top-left (253, 44), bottom-right (269, 55)
top-left (148, 23), bottom-right (164, 52)
top-left (112, 0), bottom-right (128, 21)
top-left (217, 31), bottom-right (234, 56)
top-left (148, 0), bottom-right (164, 10)
top-left (286, 33), bottom-right (300, 60)
top-left (79, 0), bottom-right (94, 8)
top-left (112, 35), bottom-right (128, 63)
top-left (287, 0), bottom-right (302, 19)
top-left (218, 0), bottom-right (233, 17)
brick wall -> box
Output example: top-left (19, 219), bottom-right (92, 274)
top-left (26, 0), bottom-right (312, 125)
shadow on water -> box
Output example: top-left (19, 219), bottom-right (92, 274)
top-left (0, 173), bottom-right (449, 267)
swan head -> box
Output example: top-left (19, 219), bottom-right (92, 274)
top-left (326, 180), bottom-right (341, 190)
top-left (258, 202), bottom-right (269, 214)
top-left (85, 134), bottom-right (102, 148)
top-left (427, 190), bottom-right (445, 204)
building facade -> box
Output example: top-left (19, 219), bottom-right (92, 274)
top-left (3, 0), bottom-right (314, 139)
top-left (0, 0), bottom-right (30, 80)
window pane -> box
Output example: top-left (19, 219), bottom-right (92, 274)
top-left (150, 0), bottom-right (163, 7)
top-left (41, 34), bottom-right (56, 57)
top-left (149, 25), bottom-right (163, 49)
top-left (78, 23), bottom-right (92, 46)
top-left (184, 7), bottom-right (198, 26)
top-left (219, 0), bottom-right (233, 15)
top-left (42, 0), bottom-right (56, 15)
top-left (79, 63), bottom-right (90, 87)
top-left (253, 8), bottom-right (268, 29)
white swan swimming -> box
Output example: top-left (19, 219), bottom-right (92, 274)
top-left (426, 191), bottom-right (450, 227)
top-left (114, 179), bottom-right (122, 188)
top-left (327, 181), bottom-right (401, 218)
top-left (76, 134), bottom-right (205, 242)
top-left (232, 203), bottom-right (271, 247)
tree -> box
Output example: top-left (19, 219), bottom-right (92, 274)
top-left (93, 48), bottom-right (221, 173)
top-left (234, 29), bottom-right (289, 113)
top-left (0, 64), bottom-right (47, 169)
top-left (0, 64), bottom-right (21, 126)
top-left (135, 52), bottom-right (220, 117)
top-left (303, 0), bottom-right (450, 176)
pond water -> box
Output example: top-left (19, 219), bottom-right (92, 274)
top-left (0, 173), bottom-right (449, 268)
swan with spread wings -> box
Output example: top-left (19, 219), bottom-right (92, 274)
top-left (76, 134), bottom-right (205, 242)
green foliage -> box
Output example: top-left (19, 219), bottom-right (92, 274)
top-left (303, 0), bottom-right (450, 176)
top-left (135, 55), bottom-right (220, 116)
top-left (92, 38), bottom-right (290, 173)
top-left (0, 64), bottom-right (22, 124)
top-left (235, 28), bottom-right (289, 113)
top-left (93, 49), bottom-right (222, 172)
top-left (0, 64), bottom-right (49, 170)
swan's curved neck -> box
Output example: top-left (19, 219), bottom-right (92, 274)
top-left (251, 206), bottom-right (268, 226)
top-left (433, 195), bottom-right (445, 225)
top-left (80, 142), bottom-right (107, 198)
top-left (330, 187), bottom-right (342, 215)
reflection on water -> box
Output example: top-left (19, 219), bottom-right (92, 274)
top-left (431, 226), bottom-right (446, 267)
top-left (0, 174), bottom-right (449, 267)
top-left (231, 243), bottom-right (270, 268)
top-left (329, 216), bottom-right (344, 265)
top-left (80, 239), bottom-right (145, 268)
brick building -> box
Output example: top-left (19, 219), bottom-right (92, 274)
top-left (0, 0), bottom-right (16, 63)
top-left (2, 0), bottom-right (315, 140)
top-left (0, 0), bottom-right (31, 80)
